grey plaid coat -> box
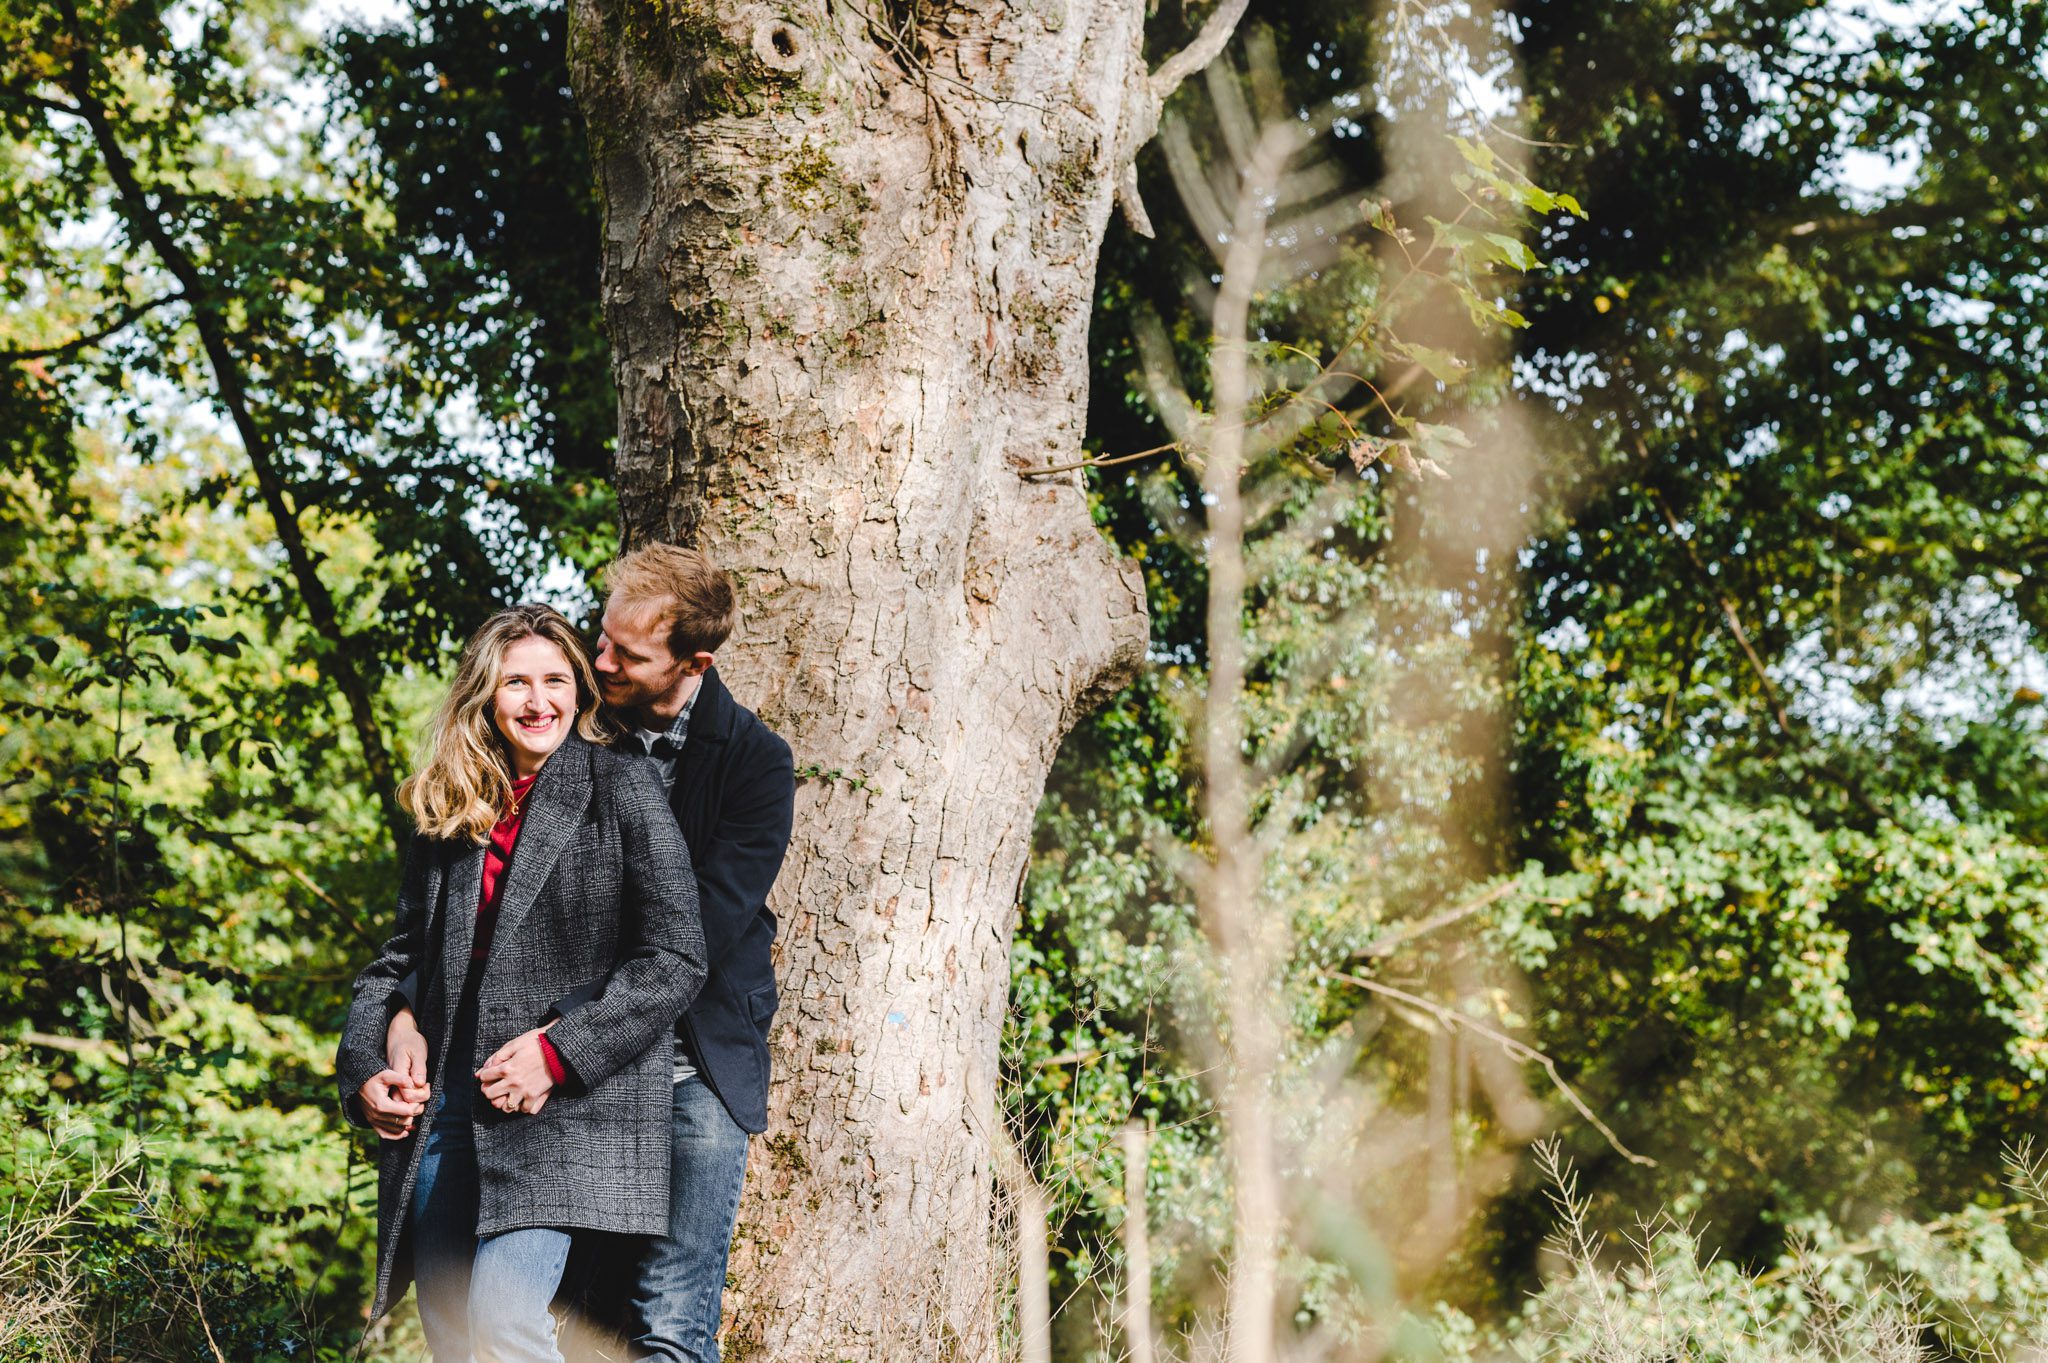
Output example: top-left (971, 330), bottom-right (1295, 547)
top-left (334, 731), bottom-right (706, 1322)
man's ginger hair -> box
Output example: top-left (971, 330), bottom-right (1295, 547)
top-left (604, 542), bottom-right (737, 660)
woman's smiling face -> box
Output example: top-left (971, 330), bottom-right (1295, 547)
top-left (492, 634), bottom-right (579, 775)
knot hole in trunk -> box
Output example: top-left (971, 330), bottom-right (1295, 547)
top-left (752, 19), bottom-right (809, 72)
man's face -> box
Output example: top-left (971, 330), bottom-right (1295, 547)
top-left (593, 602), bottom-right (705, 715)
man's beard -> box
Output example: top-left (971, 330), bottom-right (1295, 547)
top-left (601, 671), bottom-right (684, 720)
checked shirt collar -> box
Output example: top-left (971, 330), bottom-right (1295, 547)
top-left (633, 681), bottom-right (699, 783)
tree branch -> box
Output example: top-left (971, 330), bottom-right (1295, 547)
top-left (1115, 0), bottom-right (1252, 236)
top-left (19, 91), bottom-right (85, 118)
top-left (179, 826), bottom-right (380, 947)
top-left (13, 1029), bottom-right (122, 1057)
top-left (1647, 488), bottom-right (1795, 736)
top-left (1779, 192), bottom-right (1996, 243)
top-left (1355, 881), bottom-right (1517, 960)
top-left (1150, 0), bottom-right (1252, 102)
top-left (1020, 440), bottom-right (1182, 479)
top-left (1642, 473), bottom-right (1891, 824)
top-left (0, 293), bottom-right (185, 363)
top-left (55, 0), bottom-right (406, 856)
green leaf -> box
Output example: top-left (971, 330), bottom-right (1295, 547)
top-left (1482, 232), bottom-right (1539, 271)
top-left (1394, 341), bottom-right (1470, 385)
top-left (1452, 135), bottom-right (1499, 174)
top-left (1411, 422), bottom-right (1474, 463)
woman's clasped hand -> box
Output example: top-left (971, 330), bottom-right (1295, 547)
top-left (475, 1021), bottom-right (559, 1116)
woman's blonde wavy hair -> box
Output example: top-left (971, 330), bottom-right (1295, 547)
top-left (399, 604), bottom-right (612, 843)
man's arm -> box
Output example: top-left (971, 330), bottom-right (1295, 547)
top-left (542, 761), bottom-right (708, 1089)
top-left (546, 728), bottom-right (795, 1023)
top-left (693, 730), bottom-right (796, 968)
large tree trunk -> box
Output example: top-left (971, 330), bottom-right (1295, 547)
top-left (567, 3), bottom-right (1158, 1356)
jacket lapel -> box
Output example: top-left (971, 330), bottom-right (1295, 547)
top-left (486, 732), bottom-right (595, 958)
top-left (683, 667), bottom-right (734, 758)
top-left (439, 840), bottom-right (487, 985)
top-left (672, 667), bottom-right (733, 843)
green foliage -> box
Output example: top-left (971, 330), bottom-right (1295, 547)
top-left (1016, 0), bottom-right (2048, 1353)
top-left (0, 436), bottom-right (422, 1353)
top-left (1007, 17), bottom-right (1586, 1343)
top-left (1424, 1141), bottom-right (2048, 1360)
top-left (329, 0), bottom-right (619, 576)
top-left (1, 0), bottom-right (2044, 1354)
top-left (0, 1128), bottom-right (323, 1363)
top-left (1480, 0), bottom-right (2048, 1291)
top-left (0, 0), bottom-right (608, 1352)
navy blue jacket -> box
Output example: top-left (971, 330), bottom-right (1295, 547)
top-left (643, 665), bottom-right (794, 1133)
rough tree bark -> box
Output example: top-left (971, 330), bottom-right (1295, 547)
top-left (566, 2), bottom-right (1235, 1357)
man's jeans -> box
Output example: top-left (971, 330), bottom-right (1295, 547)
top-left (625, 1076), bottom-right (751, 1363)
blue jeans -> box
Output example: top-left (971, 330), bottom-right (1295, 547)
top-left (624, 1077), bottom-right (751, 1363)
top-left (411, 1000), bottom-right (574, 1363)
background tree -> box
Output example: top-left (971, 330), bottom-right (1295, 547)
top-left (1493, 0), bottom-right (2048, 1273)
top-left (331, 0), bottom-right (619, 574)
top-left (0, 0), bottom-right (533, 852)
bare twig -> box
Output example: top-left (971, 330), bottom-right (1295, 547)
top-left (1324, 971), bottom-right (1656, 1166)
top-left (1647, 484), bottom-right (1794, 735)
top-left (1120, 1123), bottom-right (1155, 1363)
top-left (10, 1031), bottom-right (123, 1058)
top-left (184, 1266), bottom-right (230, 1363)
top-left (1355, 881), bottom-right (1516, 960)
top-left (1116, 0), bottom-right (1254, 235)
top-left (1201, 116), bottom-right (1307, 1363)
top-left (1017, 1179), bottom-right (1051, 1363)
top-left (1022, 442), bottom-right (1184, 479)
top-left (0, 1146), bottom-right (135, 1268)
top-left (1152, 0), bottom-right (1255, 100)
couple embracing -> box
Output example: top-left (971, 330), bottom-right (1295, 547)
top-left (333, 544), bottom-right (794, 1363)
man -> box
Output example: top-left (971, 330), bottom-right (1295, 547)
top-left (387, 543), bottom-right (795, 1363)
top-left (581, 542), bottom-right (795, 1362)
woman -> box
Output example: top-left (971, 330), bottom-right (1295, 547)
top-left (335, 604), bottom-right (706, 1362)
